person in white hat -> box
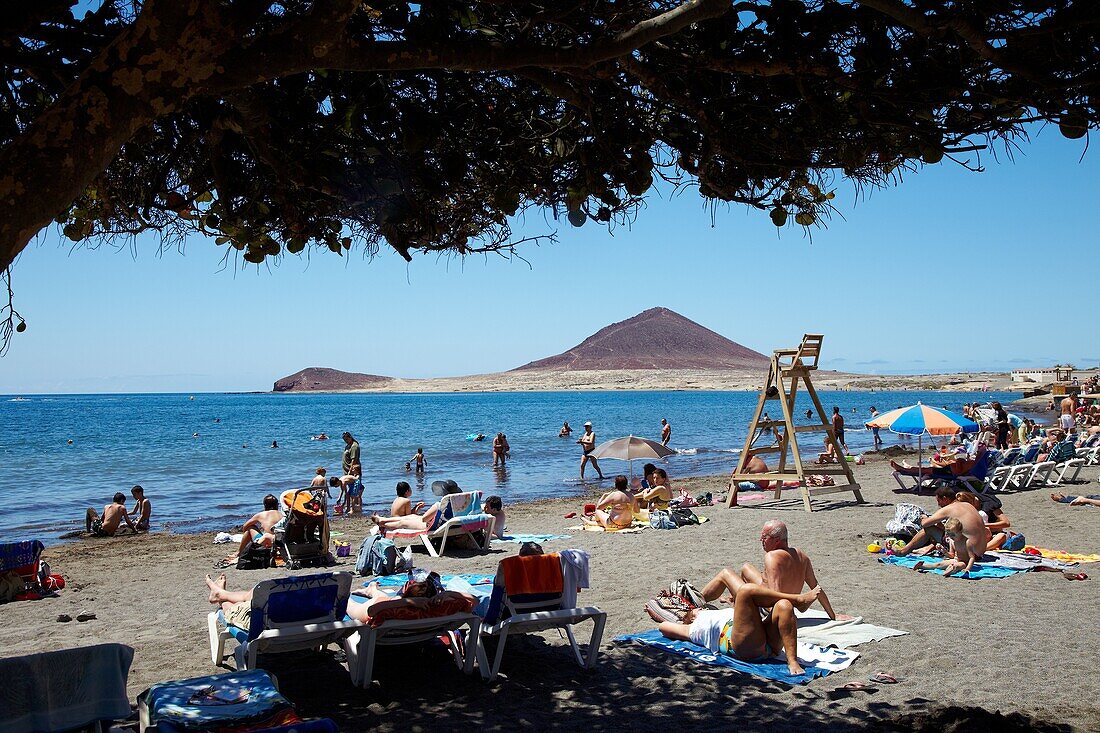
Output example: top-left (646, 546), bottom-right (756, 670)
top-left (578, 421), bottom-right (604, 480)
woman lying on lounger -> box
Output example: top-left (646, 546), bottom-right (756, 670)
top-left (370, 502), bottom-right (441, 532)
top-left (658, 583), bottom-right (822, 676)
top-left (346, 578), bottom-right (476, 622)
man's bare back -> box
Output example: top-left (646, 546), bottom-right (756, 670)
top-left (251, 509), bottom-right (283, 534)
top-left (99, 503), bottom-right (128, 535)
top-left (927, 501), bottom-right (988, 558)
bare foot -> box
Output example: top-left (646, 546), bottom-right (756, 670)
top-left (913, 561), bottom-right (927, 571)
top-left (787, 657), bottom-right (806, 676)
top-left (1050, 493), bottom-right (1066, 502)
top-left (794, 586), bottom-right (822, 612)
top-left (205, 573), bottom-right (228, 603)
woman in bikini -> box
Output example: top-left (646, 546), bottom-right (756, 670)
top-left (584, 475), bottom-right (637, 530)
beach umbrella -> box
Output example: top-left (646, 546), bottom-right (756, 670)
top-left (865, 402), bottom-right (979, 474)
top-left (591, 435), bottom-right (676, 477)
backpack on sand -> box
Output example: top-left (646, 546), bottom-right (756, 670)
top-left (355, 534), bottom-right (412, 576)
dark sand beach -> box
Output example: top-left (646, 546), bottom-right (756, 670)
top-left (3, 457), bottom-right (1097, 732)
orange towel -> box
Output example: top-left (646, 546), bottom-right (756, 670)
top-left (500, 553), bottom-right (564, 595)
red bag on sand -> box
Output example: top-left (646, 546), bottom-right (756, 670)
top-left (43, 574), bottom-right (65, 591)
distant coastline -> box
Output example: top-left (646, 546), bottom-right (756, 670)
top-left (270, 367), bottom-right (1034, 395)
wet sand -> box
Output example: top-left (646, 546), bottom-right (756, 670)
top-left (3, 457), bottom-right (1097, 732)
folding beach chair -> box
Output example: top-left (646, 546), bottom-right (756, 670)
top-left (476, 551), bottom-right (606, 681)
top-left (385, 491), bottom-right (495, 557)
top-left (207, 572), bottom-right (362, 674)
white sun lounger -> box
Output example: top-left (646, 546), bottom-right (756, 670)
top-left (475, 551), bottom-right (606, 681)
top-left (207, 572), bottom-right (362, 674)
top-left (343, 611), bottom-right (482, 687)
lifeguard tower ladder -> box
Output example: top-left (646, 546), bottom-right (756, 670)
top-left (726, 334), bottom-right (864, 512)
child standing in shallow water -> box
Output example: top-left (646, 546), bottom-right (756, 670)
top-left (914, 517), bottom-right (976, 576)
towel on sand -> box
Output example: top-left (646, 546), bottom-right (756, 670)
top-left (0, 643), bottom-right (133, 733)
top-left (617, 630), bottom-right (858, 685)
top-left (1014, 547), bottom-right (1100, 564)
top-left (795, 609), bottom-right (908, 648)
top-left (878, 554), bottom-right (1026, 579)
top-left (569, 522), bottom-right (648, 534)
top-left (495, 533), bottom-right (573, 543)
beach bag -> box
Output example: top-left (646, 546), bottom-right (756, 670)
top-left (236, 543), bottom-right (272, 570)
top-left (648, 510), bottom-right (677, 530)
top-left (1002, 531), bottom-right (1026, 551)
top-left (669, 508), bottom-right (700, 527)
top-left (668, 579), bottom-right (709, 609)
top-left (886, 503), bottom-right (927, 538)
top-left (356, 534), bottom-right (410, 576)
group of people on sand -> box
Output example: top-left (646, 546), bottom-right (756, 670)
top-left (659, 520), bottom-right (834, 675)
top-left (84, 485), bottom-right (151, 537)
top-left (583, 466), bottom-right (674, 530)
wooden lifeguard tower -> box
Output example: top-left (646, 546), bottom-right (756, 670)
top-left (726, 334), bottom-right (864, 512)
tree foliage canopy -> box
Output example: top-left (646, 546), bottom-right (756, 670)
top-left (0, 0), bottom-right (1096, 291)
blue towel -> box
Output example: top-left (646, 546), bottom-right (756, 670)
top-left (615, 630), bottom-right (855, 685)
top-left (496, 533), bottom-right (573, 543)
top-left (370, 573), bottom-right (496, 588)
top-left (878, 554), bottom-right (1027, 579)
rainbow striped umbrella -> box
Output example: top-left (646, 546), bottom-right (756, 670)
top-left (865, 403), bottom-right (979, 437)
top-left (865, 402), bottom-right (978, 470)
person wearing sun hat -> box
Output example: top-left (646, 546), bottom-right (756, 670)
top-left (577, 421), bottom-right (604, 480)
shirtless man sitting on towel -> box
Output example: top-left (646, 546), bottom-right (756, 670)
top-left (894, 485), bottom-right (989, 559)
top-left (659, 582), bottom-right (822, 675)
top-left (698, 520), bottom-right (837, 620)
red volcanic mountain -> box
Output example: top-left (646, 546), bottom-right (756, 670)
top-left (512, 307), bottom-right (769, 371)
top-left (273, 367), bottom-right (391, 392)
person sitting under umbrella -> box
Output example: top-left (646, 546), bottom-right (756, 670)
top-left (636, 467), bottom-right (672, 510)
top-left (584, 475), bottom-right (638, 530)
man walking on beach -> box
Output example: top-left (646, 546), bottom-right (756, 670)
top-left (661, 418), bottom-right (672, 447)
top-left (578, 421), bottom-right (604, 480)
top-left (342, 432), bottom-right (360, 475)
top-left (699, 519), bottom-right (837, 620)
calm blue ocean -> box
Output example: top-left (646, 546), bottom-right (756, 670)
top-left (0, 390), bottom-right (1016, 540)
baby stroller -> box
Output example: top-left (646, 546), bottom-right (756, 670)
top-left (273, 489), bottom-right (331, 569)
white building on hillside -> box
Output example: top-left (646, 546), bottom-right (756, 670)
top-left (1011, 366), bottom-right (1073, 385)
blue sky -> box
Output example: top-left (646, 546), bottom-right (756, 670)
top-left (0, 126), bottom-right (1097, 393)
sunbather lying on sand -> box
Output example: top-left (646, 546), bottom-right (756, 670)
top-left (1051, 493), bottom-right (1100, 507)
top-left (913, 517), bottom-right (975, 576)
top-left (659, 583), bottom-right (822, 675)
top-left (583, 476), bottom-right (637, 530)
